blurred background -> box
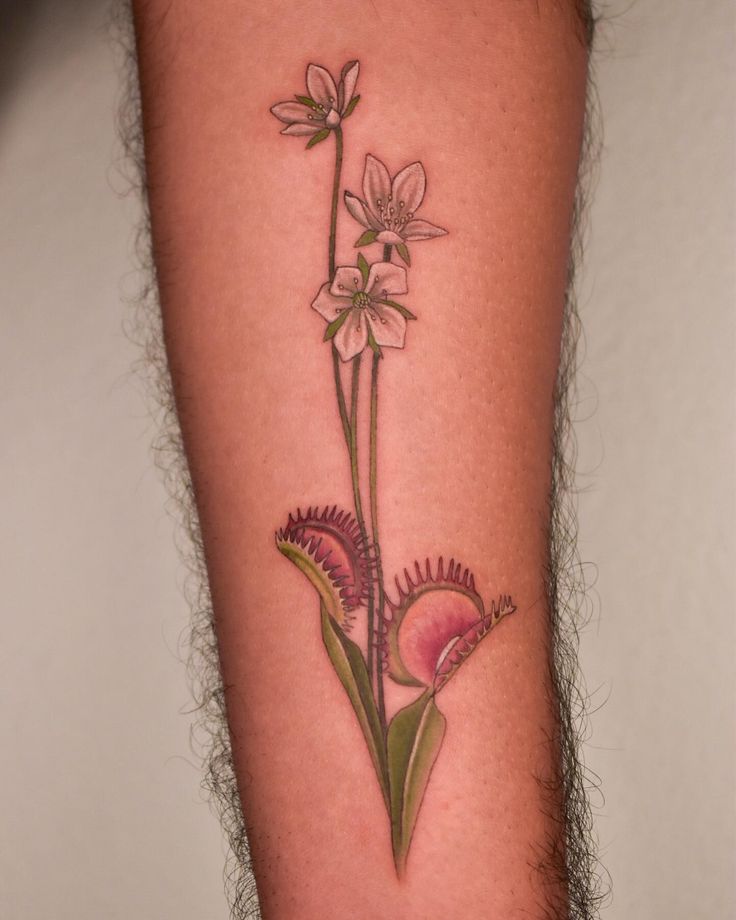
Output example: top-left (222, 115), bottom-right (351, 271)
top-left (1, 1), bottom-right (733, 917)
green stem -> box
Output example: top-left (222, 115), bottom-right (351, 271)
top-left (369, 242), bottom-right (393, 729)
top-left (329, 127), bottom-right (343, 279)
top-left (349, 355), bottom-right (376, 683)
top-left (332, 346), bottom-right (351, 447)
top-left (370, 350), bottom-right (387, 729)
top-left (325, 127), bottom-right (375, 698)
top-left (327, 127), bottom-right (350, 450)
top-left (349, 356), bottom-right (365, 524)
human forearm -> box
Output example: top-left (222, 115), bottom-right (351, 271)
top-left (132, 1), bottom-right (589, 916)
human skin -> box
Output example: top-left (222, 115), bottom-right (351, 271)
top-left (131, 1), bottom-right (589, 916)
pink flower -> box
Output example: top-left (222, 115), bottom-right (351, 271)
top-left (270, 62), bottom-right (360, 144)
top-left (344, 155), bottom-right (448, 261)
top-left (312, 256), bottom-right (415, 362)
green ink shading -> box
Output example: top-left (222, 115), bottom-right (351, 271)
top-left (387, 692), bottom-right (446, 877)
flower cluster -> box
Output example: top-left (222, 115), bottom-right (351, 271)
top-left (314, 152), bottom-right (447, 361)
top-left (270, 60), bottom-right (448, 363)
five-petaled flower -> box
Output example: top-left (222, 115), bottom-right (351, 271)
top-left (270, 62), bottom-right (360, 145)
top-left (344, 155), bottom-right (448, 263)
top-left (312, 256), bottom-right (415, 362)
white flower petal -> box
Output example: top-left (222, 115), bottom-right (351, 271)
top-left (325, 108), bottom-right (341, 128)
top-left (312, 282), bottom-right (349, 321)
top-left (330, 266), bottom-right (363, 297)
top-left (270, 101), bottom-right (316, 125)
top-left (306, 64), bottom-right (338, 109)
top-left (281, 123), bottom-right (321, 136)
top-left (335, 309), bottom-right (368, 362)
top-left (366, 262), bottom-right (408, 298)
top-left (376, 229), bottom-right (404, 245)
top-left (339, 60), bottom-right (360, 113)
top-left (344, 193), bottom-right (381, 231)
top-left (391, 162), bottom-right (426, 215)
top-left (363, 154), bottom-right (392, 216)
top-left (402, 218), bottom-right (448, 240)
top-left (368, 304), bottom-right (407, 350)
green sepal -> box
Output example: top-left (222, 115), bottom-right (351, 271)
top-left (295, 94), bottom-right (321, 111)
top-left (396, 243), bottom-right (411, 266)
top-left (306, 128), bottom-right (330, 149)
top-left (367, 327), bottom-right (383, 357)
top-left (357, 252), bottom-right (370, 285)
top-left (321, 604), bottom-right (390, 810)
top-left (387, 691), bottom-right (446, 876)
top-left (379, 300), bottom-right (417, 320)
top-left (342, 94), bottom-right (361, 118)
top-left (323, 310), bottom-right (350, 341)
top-left (354, 230), bottom-right (378, 248)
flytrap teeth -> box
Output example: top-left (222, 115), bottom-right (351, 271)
top-left (277, 505), bottom-right (374, 616)
top-left (491, 594), bottom-right (517, 619)
top-left (387, 556), bottom-right (479, 609)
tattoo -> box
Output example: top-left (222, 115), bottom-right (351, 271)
top-left (271, 61), bottom-right (516, 876)
top-left (119, 1), bottom-right (606, 911)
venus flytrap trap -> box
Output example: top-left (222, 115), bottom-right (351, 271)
top-left (270, 59), bottom-right (516, 877)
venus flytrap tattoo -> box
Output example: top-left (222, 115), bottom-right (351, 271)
top-left (271, 60), bottom-right (516, 876)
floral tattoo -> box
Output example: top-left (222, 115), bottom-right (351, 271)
top-left (271, 60), bottom-right (516, 876)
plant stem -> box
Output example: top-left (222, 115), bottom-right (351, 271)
top-left (329, 127), bottom-right (343, 279)
top-left (332, 346), bottom-right (351, 446)
top-left (369, 242), bottom-right (393, 729)
top-left (329, 127), bottom-right (350, 449)
top-left (349, 356), bottom-right (366, 524)
top-left (370, 350), bottom-right (387, 728)
top-left (326, 126), bottom-right (375, 695)
top-left (349, 354), bottom-right (375, 682)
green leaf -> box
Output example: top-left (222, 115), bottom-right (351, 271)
top-left (321, 604), bottom-right (390, 810)
top-left (387, 692), bottom-right (446, 877)
top-left (357, 252), bottom-right (370, 285)
top-left (278, 540), bottom-right (344, 623)
top-left (342, 94), bottom-right (361, 118)
top-left (306, 128), bottom-right (330, 149)
top-left (366, 327), bottom-right (383, 357)
top-left (354, 230), bottom-right (378, 248)
top-left (295, 94), bottom-right (321, 111)
top-left (396, 243), bottom-right (411, 266)
top-left (379, 300), bottom-right (417, 320)
top-left (323, 310), bottom-right (350, 341)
